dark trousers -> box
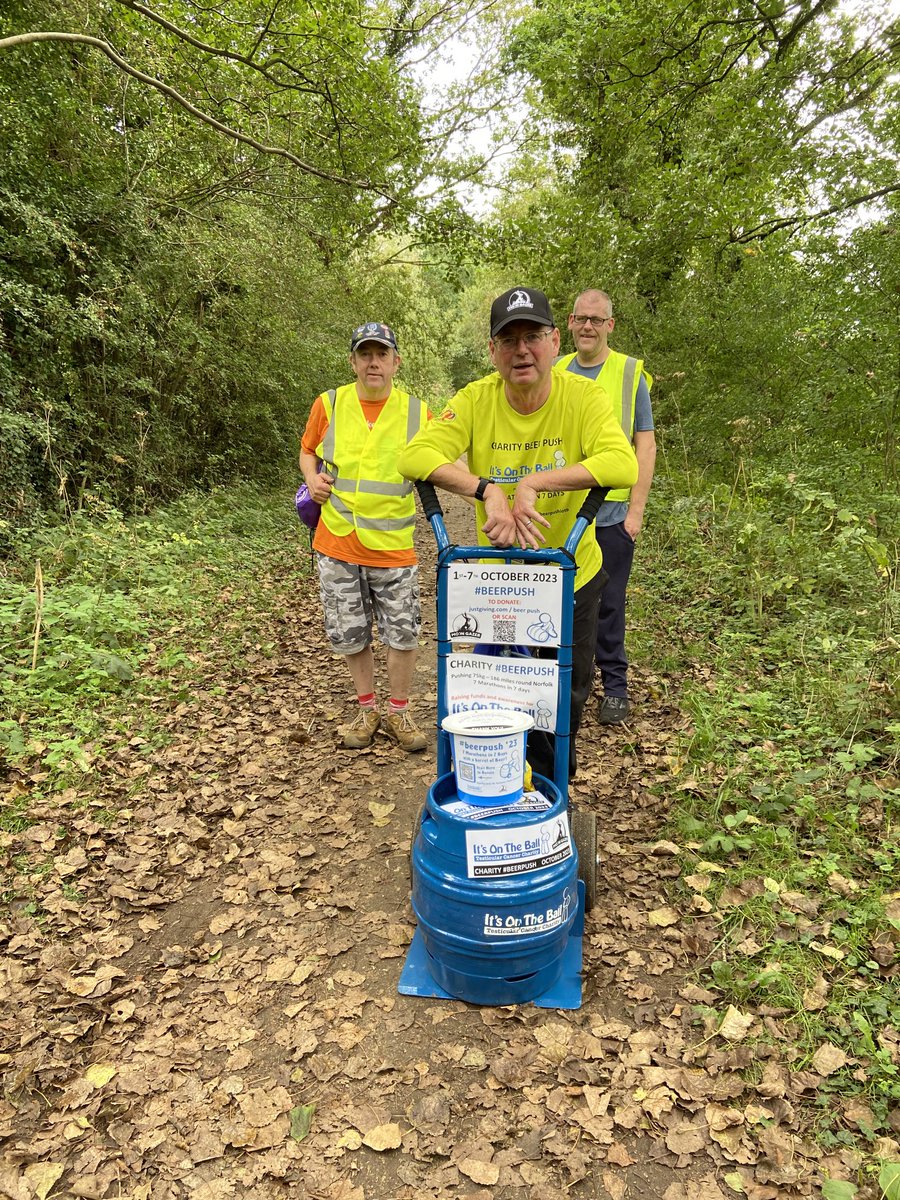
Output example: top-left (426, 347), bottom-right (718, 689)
top-left (527, 568), bottom-right (604, 783)
top-left (595, 521), bottom-right (635, 697)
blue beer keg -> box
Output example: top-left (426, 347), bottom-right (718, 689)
top-left (411, 772), bottom-right (578, 1005)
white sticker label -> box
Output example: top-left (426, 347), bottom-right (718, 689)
top-left (482, 887), bottom-right (575, 936)
top-left (446, 654), bottom-right (559, 728)
top-left (442, 791), bottom-right (555, 819)
top-left (446, 564), bottom-right (562, 647)
top-left (465, 814), bottom-right (572, 878)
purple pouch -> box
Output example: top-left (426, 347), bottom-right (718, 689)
top-left (294, 460), bottom-right (335, 530)
top-left (294, 482), bottom-right (320, 530)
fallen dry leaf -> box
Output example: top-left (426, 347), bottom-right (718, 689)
top-left (803, 974), bottom-right (830, 1011)
top-left (603, 1172), bottom-right (627, 1200)
top-left (827, 871), bottom-right (859, 896)
top-left (810, 940), bottom-right (847, 961)
top-left (665, 1121), bottom-right (708, 1157)
top-left (23, 1163), bottom-right (65, 1200)
top-left (83, 1063), bottom-right (117, 1088)
top-left (684, 872), bottom-right (713, 892)
top-left (237, 1085), bottom-right (292, 1127)
top-left (664, 1179), bottom-right (729, 1199)
top-left (606, 1143), bottom-right (635, 1167)
top-left (458, 1157), bottom-right (500, 1185)
top-left (533, 1022), bottom-right (572, 1063)
top-left (368, 801), bottom-right (395, 826)
top-left (265, 956), bottom-right (297, 981)
top-left (812, 1043), bottom-right (849, 1076)
top-left (648, 906), bottom-right (680, 927)
top-left (718, 1005), bottom-right (754, 1042)
top-left (362, 1123), bottom-right (402, 1151)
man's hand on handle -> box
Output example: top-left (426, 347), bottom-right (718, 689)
top-left (511, 479), bottom-right (551, 550)
top-left (480, 485), bottom-right (518, 547)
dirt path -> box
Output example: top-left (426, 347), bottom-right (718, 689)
top-left (1, 497), bottom-right (827, 1199)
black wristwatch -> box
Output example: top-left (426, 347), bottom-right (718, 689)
top-left (474, 477), bottom-right (492, 502)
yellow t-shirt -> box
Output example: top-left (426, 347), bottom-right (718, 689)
top-left (397, 370), bottom-right (638, 589)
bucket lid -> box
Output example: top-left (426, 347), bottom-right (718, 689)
top-left (441, 709), bottom-right (534, 736)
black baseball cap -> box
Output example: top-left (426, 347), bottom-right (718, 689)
top-left (350, 322), bottom-right (398, 352)
top-left (490, 288), bottom-right (555, 337)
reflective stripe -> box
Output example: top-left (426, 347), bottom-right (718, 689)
top-left (321, 389), bottom-right (337, 462)
top-left (333, 478), bottom-right (412, 496)
top-left (406, 394), bottom-right (423, 442)
top-left (355, 513), bottom-right (417, 531)
top-left (329, 492), bottom-right (416, 530)
top-left (621, 357), bottom-right (637, 436)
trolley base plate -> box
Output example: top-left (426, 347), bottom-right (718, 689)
top-left (398, 882), bottom-right (585, 1009)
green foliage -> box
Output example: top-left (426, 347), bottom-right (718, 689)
top-left (0, 0), bottom-right (485, 537)
top-left (504, 0), bottom-right (898, 275)
top-left (821, 1181), bottom-right (857, 1200)
top-left (289, 1103), bottom-right (316, 1143)
top-left (881, 1161), bottom-right (900, 1200)
top-left (483, 0), bottom-right (899, 503)
top-left (636, 461), bottom-right (899, 1143)
top-left (0, 485), bottom-right (306, 781)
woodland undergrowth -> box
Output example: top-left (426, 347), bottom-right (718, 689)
top-left (634, 453), bottom-right (899, 1162)
top-left (1, 467), bottom-right (898, 1174)
top-left (0, 485), bottom-right (309, 819)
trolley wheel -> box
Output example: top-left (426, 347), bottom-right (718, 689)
top-left (570, 808), bottom-right (598, 914)
top-left (408, 804), bottom-right (423, 886)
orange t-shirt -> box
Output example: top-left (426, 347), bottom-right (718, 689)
top-left (300, 391), bottom-right (431, 568)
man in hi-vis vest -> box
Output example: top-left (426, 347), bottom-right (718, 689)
top-left (556, 289), bottom-right (656, 725)
top-left (398, 287), bottom-right (638, 781)
top-left (300, 322), bottom-right (430, 752)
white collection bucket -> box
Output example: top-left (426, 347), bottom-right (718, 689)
top-left (441, 709), bottom-right (534, 806)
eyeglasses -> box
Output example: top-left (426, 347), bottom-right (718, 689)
top-left (492, 329), bottom-right (554, 351)
top-left (572, 314), bottom-right (611, 326)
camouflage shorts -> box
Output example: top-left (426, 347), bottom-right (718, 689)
top-left (316, 554), bottom-right (421, 654)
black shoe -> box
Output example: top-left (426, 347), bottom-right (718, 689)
top-left (599, 695), bottom-right (630, 724)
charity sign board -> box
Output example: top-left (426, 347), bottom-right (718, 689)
top-left (446, 563), bottom-right (562, 648)
top-left (446, 653), bottom-right (559, 728)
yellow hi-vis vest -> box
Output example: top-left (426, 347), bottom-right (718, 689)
top-left (555, 348), bottom-right (652, 503)
top-left (316, 383), bottom-right (428, 552)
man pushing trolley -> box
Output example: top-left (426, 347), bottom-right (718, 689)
top-left (396, 287), bottom-right (637, 1008)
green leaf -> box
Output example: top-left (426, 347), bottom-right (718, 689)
top-left (821, 1180), bottom-right (857, 1200)
top-left (723, 1171), bottom-right (746, 1193)
top-left (879, 1161), bottom-right (900, 1200)
top-left (289, 1103), bottom-right (315, 1143)
top-left (90, 651), bottom-right (134, 681)
top-left (0, 720), bottom-right (26, 756)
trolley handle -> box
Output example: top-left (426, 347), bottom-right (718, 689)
top-left (417, 480), bottom-right (606, 525)
top-left (415, 480), bottom-right (444, 520)
top-left (576, 487), bottom-right (609, 525)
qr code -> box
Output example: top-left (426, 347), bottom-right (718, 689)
top-left (494, 618), bottom-right (517, 644)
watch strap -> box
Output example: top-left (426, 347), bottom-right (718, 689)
top-left (474, 477), bottom-right (491, 502)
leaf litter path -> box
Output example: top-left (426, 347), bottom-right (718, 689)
top-left (1, 497), bottom-right (834, 1200)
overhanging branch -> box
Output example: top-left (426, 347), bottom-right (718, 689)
top-left (732, 182), bottom-right (900, 244)
top-left (113, 0), bottom-right (323, 96)
top-left (0, 30), bottom-right (393, 197)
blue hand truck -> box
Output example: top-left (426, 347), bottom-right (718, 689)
top-left (399, 483), bottom-right (605, 1008)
